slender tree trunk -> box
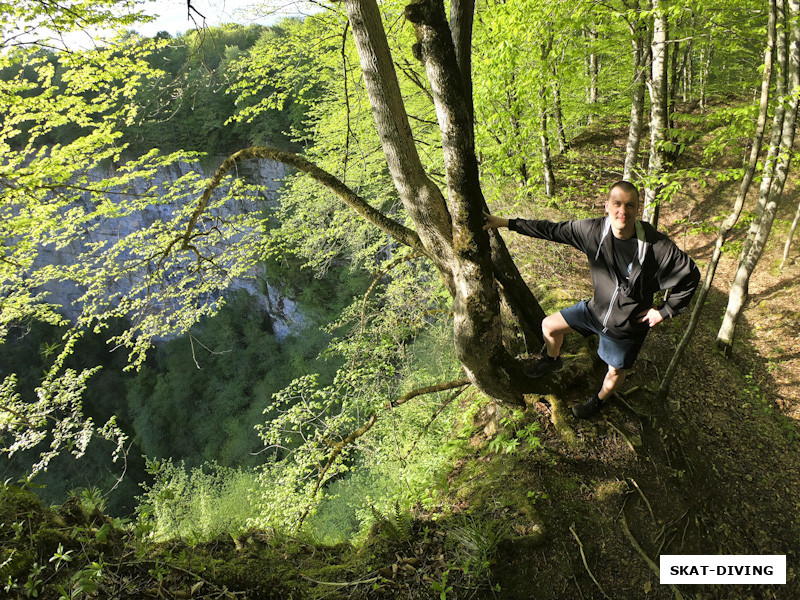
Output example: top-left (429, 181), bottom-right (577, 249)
top-left (780, 194), bottom-right (800, 270)
top-left (699, 34), bottom-right (713, 112)
top-left (505, 89), bottom-right (529, 186)
top-left (682, 23), bottom-right (693, 103)
top-left (716, 0), bottom-right (799, 355)
top-left (625, 22), bottom-right (648, 181)
top-left (552, 71), bottom-right (569, 154)
top-left (669, 37), bottom-right (679, 133)
top-left (643, 0), bottom-right (668, 226)
top-left (739, 0), bottom-right (789, 263)
top-left (587, 26), bottom-right (599, 123)
top-left (659, 0), bottom-right (776, 398)
top-left (540, 93), bottom-right (556, 197)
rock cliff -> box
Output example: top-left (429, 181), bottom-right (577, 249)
top-left (34, 156), bottom-right (305, 340)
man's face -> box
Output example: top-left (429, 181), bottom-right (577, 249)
top-left (605, 187), bottom-right (639, 238)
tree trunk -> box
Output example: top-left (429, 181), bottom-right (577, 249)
top-left (345, 0), bottom-right (455, 276)
top-left (643, 0), bottom-right (668, 226)
top-left (780, 193), bottom-right (800, 270)
top-left (587, 26), bottom-right (599, 122)
top-left (624, 21), bottom-right (648, 181)
top-left (406, 0), bottom-right (539, 403)
top-left (699, 34), bottom-right (713, 113)
top-left (552, 71), bottom-right (569, 154)
top-left (505, 88), bottom-right (530, 186)
top-left (682, 15), bottom-right (693, 103)
top-left (540, 94), bottom-right (556, 197)
top-left (449, 0), bottom-right (474, 123)
top-left (716, 0), bottom-right (799, 355)
top-left (739, 0), bottom-right (789, 264)
top-left (668, 37), bottom-right (679, 133)
top-left (659, 0), bottom-right (776, 397)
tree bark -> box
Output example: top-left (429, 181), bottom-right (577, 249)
top-left (668, 35), bottom-right (679, 134)
top-left (624, 16), bottom-right (648, 181)
top-left (449, 0), bottom-right (546, 350)
top-left (643, 0), bottom-right (668, 226)
top-left (739, 0), bottom-right (789, 264)
top-left (780, 193), bottom-right (800, 270)
top-left (406, 0), bottom-right (531, 403)
top-left (659, 0), bottom-right (776, 397)
top-left (699, 34), bottom-right (713, 113)
top-left (539, 94), bottom-right (556, 197)
top-left (552, 71), bottom-right (569, 154)
top-left (587, 25), bottom-right (599, 122)
top-left (449, 0), bottom-right (474, 123)
top-left (716, 0), bottom-right (799, 355)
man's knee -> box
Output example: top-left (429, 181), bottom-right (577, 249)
top-left (543, 312), bottom-right (571, 336)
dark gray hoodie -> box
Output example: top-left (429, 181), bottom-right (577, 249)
top-left (509, 216), bottom-right (700, 339)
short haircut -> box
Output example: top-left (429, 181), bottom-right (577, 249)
top-left (609, 180), bottom-right (640, 203)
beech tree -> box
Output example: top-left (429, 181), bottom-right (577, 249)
top-left (192, 0), bottom-right (548, 405)
top-left (716, 0), bottom-right (800, 354)
top-left (660, 0), bottom-right (778, 396)
top-left (0, 1), bottom-right (160, 469)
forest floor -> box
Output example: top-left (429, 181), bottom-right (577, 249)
top-left (3, 106), bottom-right (799, 599)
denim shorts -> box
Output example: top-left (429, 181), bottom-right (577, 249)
top-left (560, 300), bottom-right (647, 370)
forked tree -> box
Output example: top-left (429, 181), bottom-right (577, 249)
top-left (187, 0), bottom-right (551, 405)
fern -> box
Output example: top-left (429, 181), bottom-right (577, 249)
top-left (369, 501), bottom-right (413, 542)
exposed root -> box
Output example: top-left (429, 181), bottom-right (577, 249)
top-left (620, 498), bottom-right (686, 600)
top-left (569, 523), bottom-right (611, 600)
top-left (543, 393), bottom-right (579, 446)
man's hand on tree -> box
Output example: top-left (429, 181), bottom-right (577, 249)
top-left (482, 212), bottom-right (509, 230)
top-left (638, 308), bottom-right (664, 328)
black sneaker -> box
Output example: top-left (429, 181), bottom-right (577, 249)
top-left (571, 395), bottom-right (605, 419)
top-left (524, 354), bottom-right (563, 378)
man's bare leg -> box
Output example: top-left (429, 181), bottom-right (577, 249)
top-left (598, 365), bottom-right (626, 401)
top-left (573, 364), bottom-right (627, 418)
top-left (542, 312), bottom-right (574, 358)
top-left (526, 312), bottom-right (574, 378)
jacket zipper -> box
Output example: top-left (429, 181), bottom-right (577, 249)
top-left (602, 278), bottom-right (620, 334)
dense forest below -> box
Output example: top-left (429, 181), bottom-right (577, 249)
top-left (1, 0), bottom-right (799, 598)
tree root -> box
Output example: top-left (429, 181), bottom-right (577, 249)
top-left (569, 523), bottom-right (611, 600)
top-left (543, 393), bottom-right (579, 446)
top-left (620, 498), bottom-right (685, 600)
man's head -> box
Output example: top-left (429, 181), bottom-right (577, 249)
top-left (605, 181), bottom-right (640, 239)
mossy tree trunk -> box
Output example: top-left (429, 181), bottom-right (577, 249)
top-left (345, 0), bottom-right (546, 404)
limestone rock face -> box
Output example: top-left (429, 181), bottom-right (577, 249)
top-left (34, 156), bottom-right (305, 340)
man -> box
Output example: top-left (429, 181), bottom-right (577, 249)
top-left (483, 181), bottom-right (700, 418)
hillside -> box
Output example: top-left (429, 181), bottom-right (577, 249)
top-left (2, 112), bottom-right (798, 600)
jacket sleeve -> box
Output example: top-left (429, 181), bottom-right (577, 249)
top-left (656, 240), bottom-right (701, 318)
top-left (508, 218), bottom-right (593, 254)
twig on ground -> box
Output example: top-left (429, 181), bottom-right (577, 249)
top-left (300, 574), bottom-right (379, 587)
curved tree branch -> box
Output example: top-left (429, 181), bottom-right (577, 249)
top-left (183, 146), bottom-right (427, 255)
